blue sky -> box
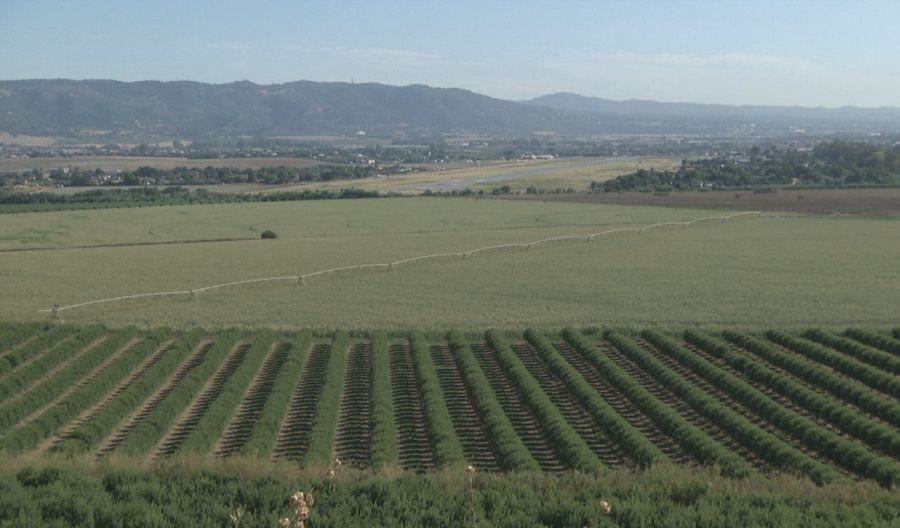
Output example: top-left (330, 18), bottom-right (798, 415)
top-left (3, 0), bottom-right (900, 107)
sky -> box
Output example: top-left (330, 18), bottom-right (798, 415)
top-left (3, 0), bottom-right (900, 108)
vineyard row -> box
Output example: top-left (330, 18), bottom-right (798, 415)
top-left (0, 324), bottom-right (898, 487)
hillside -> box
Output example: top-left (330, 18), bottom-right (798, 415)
top-left (0, 79), bottom-right (575, 138)
top-left (2, 79), bottom-right (900, 139)
top-left (526, 92), bottom-right (900, 132)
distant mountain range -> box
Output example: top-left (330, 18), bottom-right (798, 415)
top-left (526, 92), bottom-right (900, 125)
top-left (1, 79), bottom-right (899, 140)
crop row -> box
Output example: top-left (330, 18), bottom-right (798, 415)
top-left (0, 325), bottom-right (80, 378)
top-left (447, 331), bottom-right (537, 471)
top-left (687, 330), bottom-right (900, 458)
top-left (644, 330), bottom-right (900, 487)
top-left (166, 332), bottom-right (276, 456)
top-left (238, 331), bottom-right (312, 458)
top-left (0, 328), bottom-right (138, 431)
top-left (52, 330), bottom-right (207, 454)
top-left (368, 332), bottom-right (398, 468)
top-left (804, 329), bottom-right (900, 375)
top-left (0, 323), bottom-right (896, 488)
top-left (569, 329), bottom-right (753, 478)
top-left (0, 330), bottom-right (170, 454)
top-left (0, 326), bottom-right (105, 401)
top-left (389, 340), bottom-right (436, 471)
top-left (409, 331), bottom-right (464, 467)
top-left (0, 323), bottom-right (44, 356)
top-left (612, 330), bottom-right (837, 483)
top-left (844, 328), bottom-right (900, 357)
top-left (112, 332), bottom-right (242, 456)
top-left (724, 331), bottom-right (900, 427)
top-left (766, 330), bottom-right (900, 399)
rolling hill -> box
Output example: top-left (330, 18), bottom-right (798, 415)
top-left (1, 79), bottom-right (899, 139)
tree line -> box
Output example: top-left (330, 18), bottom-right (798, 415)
top-left (594, 141), bottom-right (900, 192)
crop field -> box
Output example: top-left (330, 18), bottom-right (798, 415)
top-left (1, 323), bottom-right (899, 487)
top-left (0, 155), bottom-right (326, 173)
top-left (0, 197), bottom-right (898, 330)
top-left (270, 156), bottom-right (681, 194)
top-left (525, 188), bottom-right (900, 216)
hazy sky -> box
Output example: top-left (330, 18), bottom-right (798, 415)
top-left (3, 0), bottom-right (900, 107)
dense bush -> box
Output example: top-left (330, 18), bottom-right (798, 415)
top-left (1, 465), bottom-right (897, 527)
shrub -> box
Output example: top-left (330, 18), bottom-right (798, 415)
top-left (260, 230), bottom-right (277, 239)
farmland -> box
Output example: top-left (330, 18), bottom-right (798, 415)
top-left (0, 323), bottom-right (898, 525)
top-left (1, 197), bottom-right (899, 330)
top-left (523, 187), bottom-right (900, 216)
top-left (0, 155), bottom-right (326, 173)
top-left (1, 193), bottom-right (898, 526)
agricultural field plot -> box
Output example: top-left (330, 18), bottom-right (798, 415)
top-left (267, 156), bottom-right (681, 194)
top-left (0, 155), bottom-right (325, 173)
top-left (523, 188), bottom-right (900, 216)
top-left (1, 197), bottom-right (898, 330)
top-left (2, 323), bottom-right (899, 490)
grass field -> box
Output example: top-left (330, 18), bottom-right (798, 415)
top-left (524, 188), bottom-right (900, 216)
top-left (258, 156), bottom-right (681, 194)
top-left (0, 197), bottom-right (898, 329)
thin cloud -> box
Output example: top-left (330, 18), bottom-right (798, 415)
top-left (206, 41), bottom-right (259, 51)
top-left (584, 52), bottom-right (825, 74)
top-left (286, 45), bottom-right (439, 61)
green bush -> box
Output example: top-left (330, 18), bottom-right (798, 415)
top-left (260, 230), bottom-right (277, 239)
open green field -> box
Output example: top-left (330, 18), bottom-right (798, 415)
top-left (270, 156), bottom-right (680, 194)
top-left (1, 197), bottom-right (898, 329)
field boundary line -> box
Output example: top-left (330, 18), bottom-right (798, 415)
top-left (38, 211), bottom-right (763, 314)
